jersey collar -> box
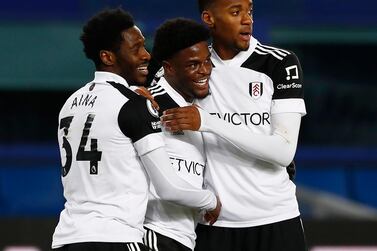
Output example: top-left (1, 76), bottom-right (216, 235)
top-left (210, 37), bottom-right (258, 67)
top-left (93, 71), bottom-right (130, 87)
top-left (158, 77), bottom-right (192, 107)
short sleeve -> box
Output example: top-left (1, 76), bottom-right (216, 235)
top-left (272, 52), bottom-right (304, 100)
top-left (271, 52), bottom-right (306, 116)
top-left (118, 97), bottom-right (164, 155)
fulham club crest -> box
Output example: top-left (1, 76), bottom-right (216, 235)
top-left (250, 82), bottom-right (263, 100)
top-left (146, 99), bottom-right (159, 118)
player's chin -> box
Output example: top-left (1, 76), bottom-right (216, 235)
top-left (237, 41), bottom-right (250, 51)
top-left (134, 74), bottom-right (148, 86)
top-left (193, 81), bottom-right (209, 96)
top-left (194, 89), bottom-right (209, 100)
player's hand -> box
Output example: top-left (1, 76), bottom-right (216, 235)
top-left (134, 87), bottom-right (160, 111)
top-left (286, 160), bottom-right (296, 181)
top-left (161, 105), bottom-right (201, 132)
top-left (204, 196), bottom-right (221, 225)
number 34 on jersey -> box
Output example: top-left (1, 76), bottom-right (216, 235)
top-left (59, 114), bottom-right (102, 177)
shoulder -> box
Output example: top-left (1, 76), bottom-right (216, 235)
top-left (242, 42), bottom-right (301, 79)
top-left (147, 82), bottom-right (167, 98)
top-left (148, 82), bottom-right (179, 113)
top-left (120, 95), bottom-right (159, 121)
top-left (118, 96), bottom-right (161, 142)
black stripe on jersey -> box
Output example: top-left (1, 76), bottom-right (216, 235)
top-left (149, 84), bottom-right (162, 92)
top-left (151, 89), bottom-right (166, 97)
top-left (255, 45), bottom-right (285, 60)
top-left (150, 86), bottom-right (165, 95)
top-left (258, 43), bottom-right (291, 57)
top-left (107, 81), bottom-right (139, 99)
top-left (109, 81), bottom-right (162, 143)
top-left (126, 242), bottom-right (144, 251)
top-left (148, 85), bottom-right (179, 115)
top-left (241, 45), bottom-right (304, 100)
top-left (143, 228), bottom-right (158, 251)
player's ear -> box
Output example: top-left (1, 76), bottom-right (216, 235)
top-left (99, 50), bottom-right (115, 66)
top-left (202, 11), bottom-right (214, 28)
top-left (162, 60), bottom-right (174, 75)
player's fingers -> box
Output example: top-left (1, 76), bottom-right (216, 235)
top-left (134, 87), bottom-right (147, 96)
top-left (164, 120), bottom-right (195, 130)
top-left (162, 111), bottom-right (191, 121)
top-left (161, 112), bottom-right (185, 121)
top-left (161, 115), bottom-right (192, 126)
top-left (204, 212), bottom-right (212, 222)
top-left (206, 212), bottom-right (217, 225)
top-left (164, 106), bottom-right (195, 116)
top-left (209, 217), bottom-right (217, 225)
top-left (163, 107), bottom-right (182, 116)
top-left (165, 122), bottom-right (196, 132)
top-left (135, 88), bottom-right (160, 111)
top-left (151, 100), bottom-right (160, 111)
top-left (164, 123), bottom-right (186, 132)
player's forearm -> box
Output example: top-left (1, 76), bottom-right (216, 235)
top-left (198, 108), bottom-right (301, 167)
top-left (140, 147), bottom-right (217, 211)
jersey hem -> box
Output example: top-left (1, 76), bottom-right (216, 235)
top-left (144, 223), bottom-right (194, 250)
top-left (271, 98), bottom-right (307, 116)
top-left (201, 211), bottom-right (300, 228)
top-left (52, 233), bottom-right (142, 249)
top-left (134, 132), bottom-right (165, 156)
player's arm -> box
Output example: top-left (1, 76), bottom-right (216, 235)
top-left (161, 53), bottom-right (306, 167)
top-left (131, 85), bottom-right (160, 111)
top-left (162, 107), bottom-right (300, 167)
top-left (139, 145), bottom-right (220, 215)
top-left (119, 97), bottom-right (220, 217)
top-left (202, 109), bottom-right (301, 167)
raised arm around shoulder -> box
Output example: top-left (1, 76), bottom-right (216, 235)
top-left (140, 146), bottom-right (217, 211)
top-left (198, 108), bottom-right (302, 167)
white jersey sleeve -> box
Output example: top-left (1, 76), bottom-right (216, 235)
top-left (140, 146), bottom-right (217, 211)
top-left (118, 93), bottom-right (216, 211)
top-left (198, 108), bottom-right (301, 167)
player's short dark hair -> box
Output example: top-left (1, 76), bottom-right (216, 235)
top-left (80, 8), bottom-right (134, 67)
top-left (198, 0), bottom-right (215, 13)
top-left (152, 18), bottom-right (210, 63)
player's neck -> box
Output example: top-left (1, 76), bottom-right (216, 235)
top-left (165, 76), bottom-right (193, 103)
top-left (212, 42), bottom-right (240, 60)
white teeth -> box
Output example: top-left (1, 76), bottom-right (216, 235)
top-left (137, 66), bottom-right (148, 73)
top-left (195, 78), bottom-right (207, 86)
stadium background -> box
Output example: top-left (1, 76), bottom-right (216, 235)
top-left (0, 0), bottom-right (376, 250)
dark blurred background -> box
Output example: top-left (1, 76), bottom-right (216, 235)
top-left (0, 0), bottom-right (376, 250)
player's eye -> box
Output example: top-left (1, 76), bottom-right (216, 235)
top-left (189, 63), bottom-right (199, 70)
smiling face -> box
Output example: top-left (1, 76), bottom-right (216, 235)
top-left (203, 0), bottom-right (253, 59)
top-left (164, 41), bottom-right (212, 102)
top-left (114, 26), bottom-right (151, 85)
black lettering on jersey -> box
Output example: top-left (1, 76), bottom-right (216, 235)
top-left (59, 115), bottom-right (102, 176)
top-left (71, 94), bottom-right (97, 109)
top-left (210, 112), bottom-right (270, 126)
top-left (241, 45), bottom-right (304, 100)
top-left (169, 157), bottom-right (203, 176)
top-left (76, 114), bottom-right (102, 175)
top-left (59, 116), bottom-right (74, 176)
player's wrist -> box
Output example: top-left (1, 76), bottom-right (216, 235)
top-left (197, 107), bottom-right (212, 132)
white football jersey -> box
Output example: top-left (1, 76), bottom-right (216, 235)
top-left (52, 72), bottom-right (164, 248)
top-left (144, 77), bottom-right (205, 250)
top-left (196, 37), bottom-right (307, 227)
